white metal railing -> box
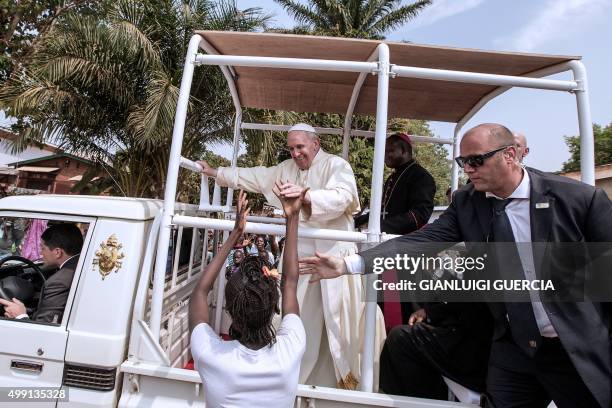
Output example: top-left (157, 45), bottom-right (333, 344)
top-left (195, 54), bottom-right (378, 74)
top-left (359, 42), bottom-right (390, 391)
top-left (179, 156), bottom-right (231, 212)
top-left (179, 156), bottom-right (202, 173)
top-left (390, 64), bottom-right (578, 91)
top-left (173, 215), bottom-right (367, 243)
top-left (241, 122), bottom-right (454, 145)
top-left (227, 214), bottom-right (287, 225)
top-left (343, 47), bottom-right (382, 159)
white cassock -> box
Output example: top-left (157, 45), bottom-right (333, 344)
top-left (216, 149), bottom-right (386, 389)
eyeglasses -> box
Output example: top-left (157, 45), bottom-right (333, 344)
top-left (455, 145), bottom-right (511, 168)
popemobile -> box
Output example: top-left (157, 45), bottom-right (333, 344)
top-left (0, 31), bottom-right (596, 407)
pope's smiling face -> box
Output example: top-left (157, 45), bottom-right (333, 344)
top-left (287, 131), bottom-right (320, 170)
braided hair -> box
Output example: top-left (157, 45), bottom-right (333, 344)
top-left (225, 255), bottom-right (280, 347)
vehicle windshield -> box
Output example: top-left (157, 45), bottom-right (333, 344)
top-left (0, 217), bottom-right (88, 325)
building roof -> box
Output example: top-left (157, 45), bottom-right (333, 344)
top-left (196, 31), bottom-right (579, 122)
top-left (16, 166), bottom-right (60, 173)
top-left (0, 167), bottom-right (19, 176)
top-left (8, 152), bottom-right (94, 168)
top-left (0, 128), bottom-right (60, 153)
top-left (560, 163), bottom-right (612, 181)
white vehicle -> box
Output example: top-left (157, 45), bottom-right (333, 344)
top-left (0, 31), bottom-right (595, 407)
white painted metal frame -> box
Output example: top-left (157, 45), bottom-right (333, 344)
top-left (173, 215), bottom-right (367, 243)
top-left (150, 35), bottom-right (203, 339)
top-left (390, 65), bottom-right (578, 91)
top-left (342, 47), bottom-right (382, 159)
top-left (360, 43), bottom-right (391, 392)
top-left (194, 54), bottom-right (378, 73)
top-left (449, 60), bottom-right (594, 190)
top-left (242, 122), bottom-right (453, 144)
top-left (152, 33), bottom-right (595, 398)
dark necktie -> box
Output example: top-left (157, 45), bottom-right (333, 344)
top-left (490, 197), bottom-right (542, 357)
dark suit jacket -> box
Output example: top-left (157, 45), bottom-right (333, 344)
top-left (32, 256), bottom-right (79, 324)
top-left (361, 168), bottom-right (612, 407)
top-left (355, 160), bottom-right (436, 234)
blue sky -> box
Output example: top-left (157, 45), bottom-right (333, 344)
top-left (236, 0), bottom-right (612, 172)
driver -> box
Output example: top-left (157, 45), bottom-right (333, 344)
top-left (0, 223), bottom-right (83, 324)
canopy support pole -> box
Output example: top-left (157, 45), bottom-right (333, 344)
top-left (150, 34), bottom-right (203, 341)
top-left (361, 43), bottom-right (390, 393)
top-left (568, 60), bottom-right (595, 185)
top-left (198, 37), bottom-right (244, 332)
top-left (342, 48), bottom-right (380, 160)
top-left (450, 127), bottom-right (461, 192)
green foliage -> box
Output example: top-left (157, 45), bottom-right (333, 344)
top-left (412, 143), bottom-right (451, 205)
top-left (0, 1), bottom-right (104, 83)
top-left (562, 123), bottom-right (612, 172)
top-left (0, 0), bottom-right (270, 198)
top-left (274, 0), bottom-right (432, 39)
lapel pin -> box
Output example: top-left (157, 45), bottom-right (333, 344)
top-left (535, 202), bottom-right (549, 209)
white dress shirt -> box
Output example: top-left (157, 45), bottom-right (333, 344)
top-left (345, 169), bottom-right (557, 337)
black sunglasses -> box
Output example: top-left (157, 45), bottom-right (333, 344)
top-left (455, 145), bottom-right (511, 168)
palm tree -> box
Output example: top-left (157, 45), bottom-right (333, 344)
top-left (274, 0), bottom-right (431, 39)
top-left (0, 0), bottom-right (270, 198)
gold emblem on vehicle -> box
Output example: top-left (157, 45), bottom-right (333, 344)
top-left (93, 234), bottom-right (125, 280)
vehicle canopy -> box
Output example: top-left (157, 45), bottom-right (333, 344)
top-left (194, 31), bottom-right (579, 122)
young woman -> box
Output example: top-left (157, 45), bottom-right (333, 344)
top-left (189, 187), bottom-right (306, 407)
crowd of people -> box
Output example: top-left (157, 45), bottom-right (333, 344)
top-left (189, 122), bottom-right (611, 408)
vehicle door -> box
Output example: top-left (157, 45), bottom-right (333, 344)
top-left (0, 213), bottom-right (95, 406)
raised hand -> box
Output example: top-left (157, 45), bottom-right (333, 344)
top-left (299, 251), bottom-right (347, 282)
top-left (273, 180), bottom-right (309, 218)
top-left (234, 190), bottom-right (250, 232)
top-left (276, 181), bottom-right (311, 203)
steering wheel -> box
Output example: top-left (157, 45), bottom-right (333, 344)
top-left (0, 256), bottom-right (46, 302)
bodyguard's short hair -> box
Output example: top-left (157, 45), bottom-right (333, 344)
top-left (489, 124), bottom-right (515, 146)
top-left (41, 223), bottom-right (84, 256)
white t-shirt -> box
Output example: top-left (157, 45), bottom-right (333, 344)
top-left (191, 313), bottom-right (306, 408)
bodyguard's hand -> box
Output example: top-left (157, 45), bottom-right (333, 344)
top-left (0, 297), bottom-right (26, 318)
top-left (299, 252), bottom-right (346, 282)
top-left (408, 308), bottom-right (427, 326)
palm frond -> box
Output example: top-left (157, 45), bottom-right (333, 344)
top-left (273, 0), bottom-right (328, 29)
top-left (126, 69), bottom-right (180, 148)
top-left (202, 0), bottom-right (272, 31)
top-left (367, 0), bottom-right (431, 37)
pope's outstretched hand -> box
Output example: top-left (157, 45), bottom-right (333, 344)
top-left (299, 252), bottom-right (347, 282)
